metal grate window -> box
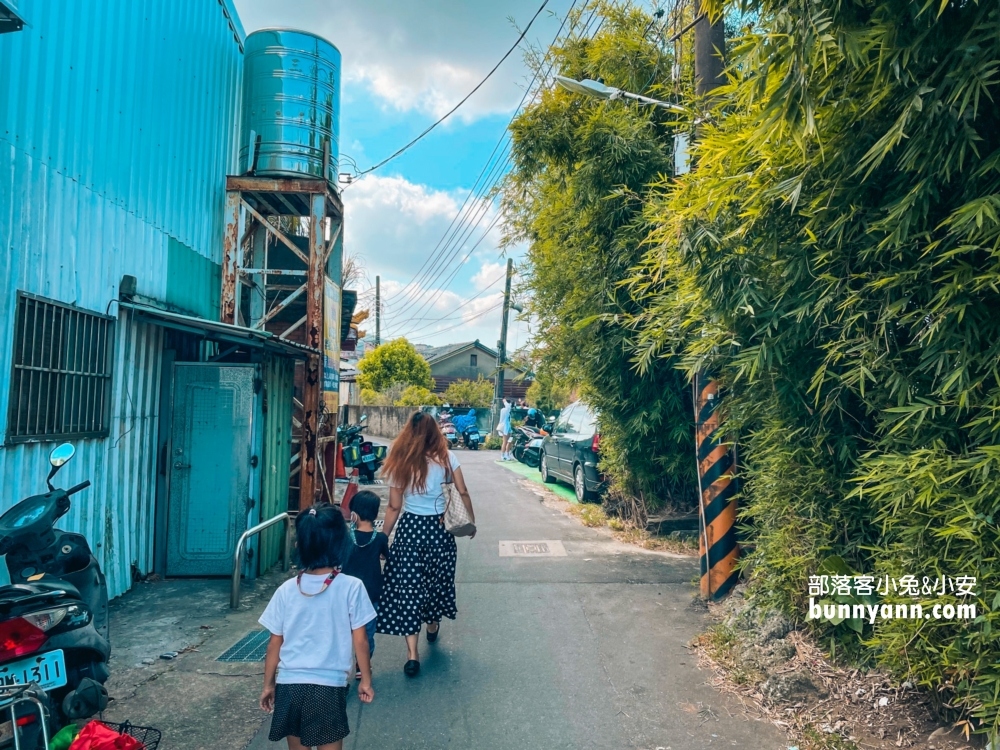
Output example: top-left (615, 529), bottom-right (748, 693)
top-left (6, 292), bottom-right (115, 443)
top-left (470, 354), bottom-right (478, 367)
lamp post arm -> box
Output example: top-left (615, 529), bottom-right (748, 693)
top-left (619, 90), bottom-right (690, 113)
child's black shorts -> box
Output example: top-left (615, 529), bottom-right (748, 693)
top-left (269, 683), bottom-right (349, 745)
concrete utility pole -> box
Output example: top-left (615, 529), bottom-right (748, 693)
top-left (691, 2), bottom-right (738, 602)
top-left (375, 275), bottom-right (381, 346)
top-left (494, 258), bottom-right (515, 405)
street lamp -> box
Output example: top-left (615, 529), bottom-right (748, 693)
top-left (554, 76), bottom-right (693, 175)
top-left (554, 75), bottom-right (690, 114)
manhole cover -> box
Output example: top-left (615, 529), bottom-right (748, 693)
top-left (217, 629), bottom-right (270, 662)
top-left (498, 540), bottom-right (567, 557)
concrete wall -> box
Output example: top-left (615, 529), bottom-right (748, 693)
top-left (342, 405), bottom-right (495, 438)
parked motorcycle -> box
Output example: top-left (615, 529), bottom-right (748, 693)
top-left (339, 415), bottom-right (387, 484)
top-left (511, 425), bottom-right (543, 464)
top-left (0, 443), bottom-right (111, 748)
top-left (438, 408), bottom-right (459, 449)
top-left (521, 417), bottom-right (556, 469)
top-left (452, 410), bottom-right (481, 450)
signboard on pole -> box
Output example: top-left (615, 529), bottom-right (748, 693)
top-left (322, 278), bottom-right (341, 414)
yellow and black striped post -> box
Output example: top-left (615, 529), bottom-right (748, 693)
top-left (694, 373), bottom-right (739, 600)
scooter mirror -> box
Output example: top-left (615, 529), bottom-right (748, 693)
top-left (48, 443), bottom-right (76, 468)
top-left (360, 414), bottom-right (368, 424)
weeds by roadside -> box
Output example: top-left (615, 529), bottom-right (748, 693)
top-left (692, 587), bottom-right (979, 750)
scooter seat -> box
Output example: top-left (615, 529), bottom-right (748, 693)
top-left (0, 579), bottom-right (82, 608)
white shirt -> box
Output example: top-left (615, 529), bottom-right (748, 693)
top-left (391, 451), bottom-right (461, 516)
top-left (498, 403), bottom-right (512, 435)
top-left (259, 572), bottom-right (376, 687)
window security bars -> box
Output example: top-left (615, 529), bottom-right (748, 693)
top-left (7, 293), bottom-right (114, 443)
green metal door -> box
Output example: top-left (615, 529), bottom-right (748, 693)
top-left (166, 364), bottom-right (255, 576)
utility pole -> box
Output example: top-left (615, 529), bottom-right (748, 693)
top-left (494, 258), bottom-right (514, 405)
top-left (375, 275), bottom-right (381, 346)
top-left (691, 2), bottom-right (738, 602)
top-left (694, 0), bottom-right (726, 97)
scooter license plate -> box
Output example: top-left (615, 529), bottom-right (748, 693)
top-left (362, 454), bottom-right (375, 463)
top-left (0, 649), bottom-right (67, 698)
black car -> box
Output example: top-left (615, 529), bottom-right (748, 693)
top-left (539, 400), bottom-right (605, 503)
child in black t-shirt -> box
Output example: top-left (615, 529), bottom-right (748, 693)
top-left (343, 490), bottom-right (390, 680)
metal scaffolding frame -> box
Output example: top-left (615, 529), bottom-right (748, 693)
top-left (221, 176), bottom-right (344, 510)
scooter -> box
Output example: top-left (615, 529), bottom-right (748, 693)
top-left (452, 411), bottom-right (480, 450)
top-left (438, 409), bottom-right (459, 449)
top-left (0, 444), bottom-right (111, 748)
top-left (511, 425), bottom-right (543, 464)
top-left (521, 417), bottom-right (556, 469)
top-left (338, 415), bottom-right (387, 484)
top-left (461, 425), bottom-right (481, 450)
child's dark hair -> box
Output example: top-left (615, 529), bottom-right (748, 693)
top-left (351, 491), bottom-right (381, 523)
top-left (295, 502), bottom-right (348, 570)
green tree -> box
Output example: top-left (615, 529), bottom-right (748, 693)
top-left (525, 371), bottom-right (574, 413)
top-left (360, 388), bottom-right (384, 407)
top-left (624, 0), bottom-right (1000, 734)
top-left (503, 1), bottom-right (698, 516)
top-left (395, 385), bottom-right (441, 407)
top-left (443, 376), bottom-right (494, 407)
top-left (356, 338), bottom-right (433, 393)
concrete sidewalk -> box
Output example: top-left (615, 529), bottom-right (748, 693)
top-left (100, 572), bottom-right (284, 749)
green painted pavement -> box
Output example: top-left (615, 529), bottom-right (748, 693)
top-left (492, 455), bottom-right (579, 503)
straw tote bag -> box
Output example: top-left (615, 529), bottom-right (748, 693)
top-left (441, 465), bottom-right (476, 537)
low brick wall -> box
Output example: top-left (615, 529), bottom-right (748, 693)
top-left (341, 405), bottom-right (495, 438)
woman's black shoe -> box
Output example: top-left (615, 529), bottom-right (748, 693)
top-left (404, 659), bottom-right (420, 677)
top-left (426, 625), bottom-right (440, 643)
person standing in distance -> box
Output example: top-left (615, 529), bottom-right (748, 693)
top-left (498, 398), bottom-right (513, 461)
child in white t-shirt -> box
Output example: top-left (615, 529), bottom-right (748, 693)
top-left (259, 503), bottom-right (376, 750)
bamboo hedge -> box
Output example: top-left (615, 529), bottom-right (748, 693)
top-left (507, 0), bottom-right (1000, 736)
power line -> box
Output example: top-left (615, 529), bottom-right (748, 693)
top-left (393, 221), bottom-right (507, 335)
top-left (384, 140), bottom-right (512, 314)
top-left (397, 213), bottom-right (506, 327)
top-left (351, 0), bottom-right (552, 179)
top-left (385, 159), bottom-right (509, 321)
top-left (395, 274), bottom-right (507, 339)
top-left (386, 0), bottom-right (589, 325)
top-left (384, 0), bottom-right (598, 340)
top-left (409, 301), bottom-right (505, 342)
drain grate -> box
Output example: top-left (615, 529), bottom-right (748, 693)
top-left (217, 629), bottom-right (270, 662)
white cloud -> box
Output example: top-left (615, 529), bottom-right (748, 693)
top-left (233, 0), bottom-right (570, 121)
top-left (472, 261), bottom-right (506, 290)
top-left (341, 174), bottom-right (523, 345)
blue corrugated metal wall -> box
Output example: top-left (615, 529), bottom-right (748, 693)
top-left (0, 0), bottom-right (245, 598)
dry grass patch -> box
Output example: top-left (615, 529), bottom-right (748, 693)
top-left (692, 589), bottom-right (980, 750)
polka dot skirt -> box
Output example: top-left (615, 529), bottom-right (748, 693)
top-left (378, 512), bottom-right (458, 636)
top-left (269, 683), bottom-right (349, 746)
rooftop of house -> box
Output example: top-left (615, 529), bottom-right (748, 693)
top-left (414, 339), bottom-right (499, 365)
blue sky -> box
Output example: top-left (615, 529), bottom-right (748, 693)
top-left (232, 0), bottom-right (578, 349)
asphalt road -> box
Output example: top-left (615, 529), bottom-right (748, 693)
top-left (249, 450), bottom-right (784, 750)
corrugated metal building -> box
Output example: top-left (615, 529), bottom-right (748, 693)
top-left (0, 0), bottom-right (247, 598)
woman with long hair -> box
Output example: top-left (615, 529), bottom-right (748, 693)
top-left (378, 411), bottom-right (476, 677)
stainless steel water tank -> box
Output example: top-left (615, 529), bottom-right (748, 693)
top-left (239, 29), bottom-right (341, 184)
